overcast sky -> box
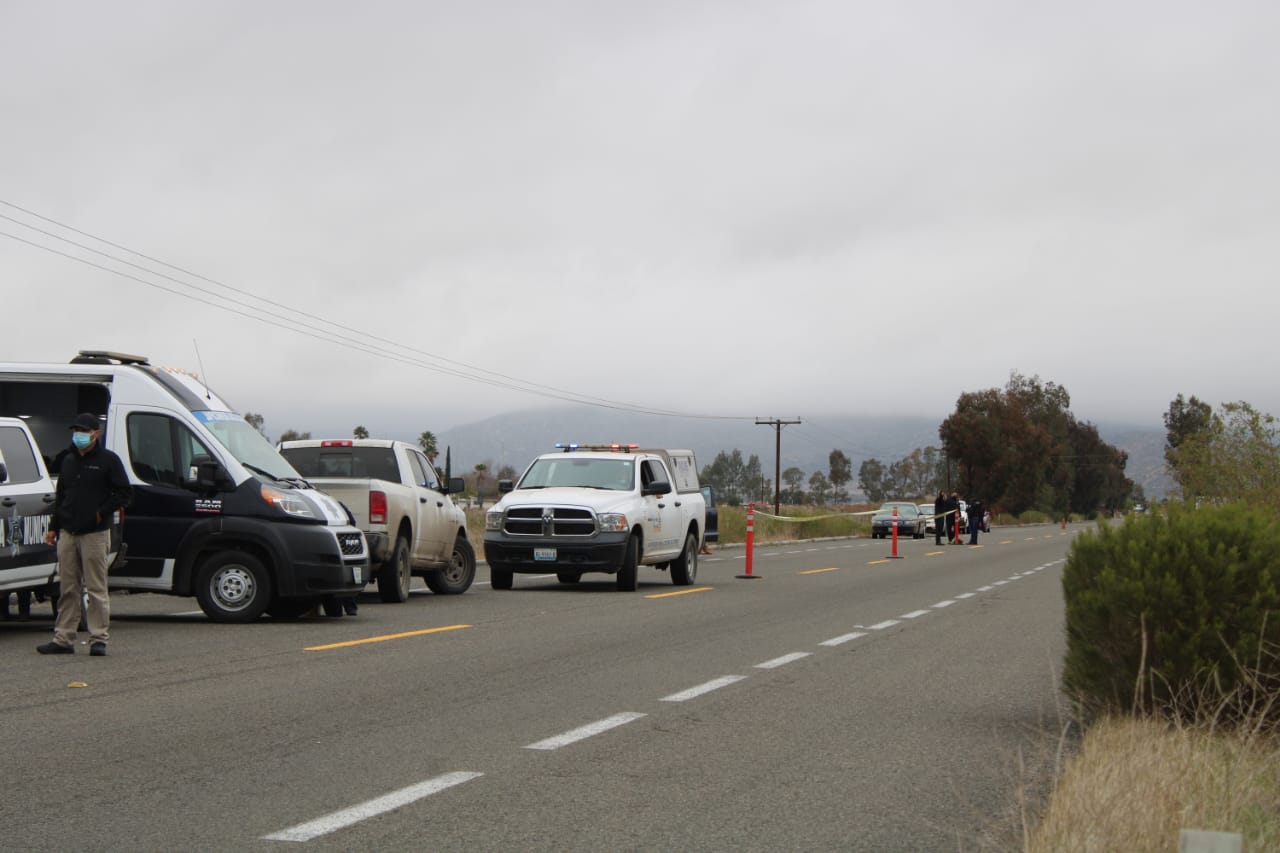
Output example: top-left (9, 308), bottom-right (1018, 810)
top-left (3, 0), bottom-right (1277, 439)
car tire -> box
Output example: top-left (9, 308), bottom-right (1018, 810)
top-left (378, 536), bottom-right (412, 603)
top-left (425, 536), bottom-right (476, 595)
top-left (195, 550), bottom-right (271, 623)
top-left (670, 531), bottom-right (698, 586)
top-left (490, 564), bottom-right (514, 590)
top-left (616, 535), bottom-right (639, 592)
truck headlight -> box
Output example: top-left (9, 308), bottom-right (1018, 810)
top-left (598, 513), bottom-right (629, 532)
top-left (261, 485), bottom-right (318, 519)
top-left (485, 511), bottom-right (503, 531)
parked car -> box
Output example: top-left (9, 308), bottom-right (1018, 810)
top-left (870, 501), bottom-right (926, 539)
top-left (918, 503), bottom-right (937, 535)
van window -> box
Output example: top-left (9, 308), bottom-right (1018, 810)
top-left (127, 413), bottom-right (215, 487)
top-left (0, 425), bottom-right (41, 484)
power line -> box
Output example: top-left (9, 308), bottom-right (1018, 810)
top-left (0, 200), bottom-right (752, 421)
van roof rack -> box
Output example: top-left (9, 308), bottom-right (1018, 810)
top-left (71, 350), bottom-right (151, 366)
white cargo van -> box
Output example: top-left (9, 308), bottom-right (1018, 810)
top-left (0, 351), bottom-right (368, 622)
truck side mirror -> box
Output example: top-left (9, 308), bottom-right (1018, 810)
top-left (185, 454), bottom-right (233, 493)
top-left (642, 481), bottom-right (671, 497)
top-left (498, 479), bottom-right (515, 494)
top-left (445, 476), bottom-right (465, 495)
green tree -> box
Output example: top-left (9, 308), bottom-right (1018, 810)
top-left (1175, 401), bottom-right (1280, 505)
top-left (781, 466), bottom-right (807, 504)
top-left (1163, 393), bottom-right (1213, 488)
top-left (495, 464), bottom-right (519, 483)
top-left (828, 449), bottom-right (852, 502)
top-left (279, 429), bottom-right (311, 442)
top-left (353, 425), bottom-right (369, 439)
top-left (419, 431), bottom-right (439, 462)
top-left (473, 463), bottom-right (489, 500)
top-left (858, 458), bottom-right (887, 503)
top-left (808, 471), bottom-right (832, 505)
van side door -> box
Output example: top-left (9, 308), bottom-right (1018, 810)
top-left (114, 409), bottom-right (220, 584)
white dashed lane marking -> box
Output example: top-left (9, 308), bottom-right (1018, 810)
top-left (755, 652), bottom-right (812, 669)
top-left (819, 631), bottom-right (868, 647)
top-left (660, 675), bottom-right (748, 702)
top-left (524, 712), bottom-right (647, 750)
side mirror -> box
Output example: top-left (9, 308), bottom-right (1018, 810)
top-left (0, 461), bottom-right (8, 484)
top-left (445, 476), bottom-right (465, 495)
top-left (185, 454), bottom-right (233, 493)
top-left (642, 481), bottom-right (671, 497)
top-left (498, 479), bottom-right (514, 494)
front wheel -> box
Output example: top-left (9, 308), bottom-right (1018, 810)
top-left (196, 550), bottom-right (271, 622)
top-left (426, 537), bottom-right (477, 594)
top-left (491, 564), bottom-right (514, 590)
top-left (378, 536), bottom-right (412, 603)
top-left (616, 535), bottom-right (639, 592)
top-left (670, 531), bottom-right (698, 585)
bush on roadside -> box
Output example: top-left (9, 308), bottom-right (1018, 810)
top-left (1062, 502), bottom-right (1280, 725)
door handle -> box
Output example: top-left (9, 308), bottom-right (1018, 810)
top-left (1, 498), bottom-right (15, 507)
top-left (43, 494), bottom-right (56, 503)
top-left (420, 497), bottom-right (427, 503)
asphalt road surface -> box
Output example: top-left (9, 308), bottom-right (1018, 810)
top-left (1, 523), bottom-right (1082, 851)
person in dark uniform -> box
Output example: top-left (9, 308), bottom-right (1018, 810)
top-left (932, 490), bottom-right (946, 545)
top-left (944, 491), bottom-right (959, 544)
top-left (968, 497), bottom-right (984, 545)
top-left (37, 413), bottom-right (132, 656)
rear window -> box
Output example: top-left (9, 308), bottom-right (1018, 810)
top-left (280, 446), bottom-right (399, 481)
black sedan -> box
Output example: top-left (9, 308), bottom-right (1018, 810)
top-left (870, 501), bottom-right (927, 539)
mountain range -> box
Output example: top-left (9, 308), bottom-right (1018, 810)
top-left (430, 404), bottom-right (1173, 500)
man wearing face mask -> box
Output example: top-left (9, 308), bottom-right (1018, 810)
top-left (37, 413), bottom-right (132, 656)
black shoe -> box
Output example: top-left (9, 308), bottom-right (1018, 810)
top-left (342, 601), bottom-right (358, 616)
top-left (90, 642), bottom-right (107, 657)
top-left (37, 641), bottom-right (74, 655)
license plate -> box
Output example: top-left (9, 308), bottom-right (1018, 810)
top-left (353, 566), bottom-right (363, 584)
top-left (534, 548), bottom-right (557, 561)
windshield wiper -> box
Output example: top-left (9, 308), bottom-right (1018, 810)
top-left (243, 463), bottom-right (287, 483)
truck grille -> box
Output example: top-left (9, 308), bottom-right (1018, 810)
top-left (338, 533), bottom-right (366, 556)
top-left (503, 507), bottom-right (596, 537)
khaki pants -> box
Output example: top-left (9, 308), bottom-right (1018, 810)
top-left (54, 530), bottom-right (111, 647)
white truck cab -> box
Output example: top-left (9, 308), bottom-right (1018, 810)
top-left (484, 443), bottom-right (706, 591)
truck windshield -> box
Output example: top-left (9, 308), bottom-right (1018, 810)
top-left (194, 411), bottom-right (302, 481)
top-left (518, 457), bottom-right (634, 490)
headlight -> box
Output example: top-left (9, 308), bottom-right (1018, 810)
top-left (261, 485), bottom-right (318, 518)
top-left (485, 511), bottom-right (503, 531)
top-left (598, 513), bottom-right (629, 532)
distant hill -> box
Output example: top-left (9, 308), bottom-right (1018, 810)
top-left (433, 404), bottom-right (1172, 499)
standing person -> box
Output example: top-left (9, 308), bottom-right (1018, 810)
top-left (932, 491), bottom-right (946, 546)
top-left (968, 497), bottom-right (984, 545)
top-left (948, 491), bottom-right (962, 544)
top-left (37, 413), bottom-right (132, 656)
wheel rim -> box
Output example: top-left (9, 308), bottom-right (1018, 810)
top-left (398, 548), bottom-right (412, 597)
top-left (211, 565), bottom-right (257, 612)
top-left (687, 536), bottom-right (698, 581)
top-left (443, 548), bottom-right (466, 584)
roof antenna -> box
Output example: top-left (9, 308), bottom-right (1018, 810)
top-left (192, 339), bottom-right (212, 401)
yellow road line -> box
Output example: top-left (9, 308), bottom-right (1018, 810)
top-left (645, 586), bottom-right (714, 599)
top-left (305, 624), bottom-right (472, 651)
top-left (925, 550), bottom-right (945, 556)
top-left (999, 540), bottom-right (1012, 544)
top-left (867, 559), bottom-right (891, 565)
top-left (799, 566), bottom-right (842, 575)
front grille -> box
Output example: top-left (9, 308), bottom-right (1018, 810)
top-left (338, 533), bottom-right (366, 556)
top-left (503, 506), bottom-right (596, 537)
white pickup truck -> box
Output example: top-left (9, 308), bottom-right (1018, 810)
top-left (279, 439), bottom-right (475, 602)
top-left (484, 444), bottom-right (707, 591)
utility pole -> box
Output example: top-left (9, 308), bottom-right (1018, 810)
top-left (756, 417), bottom-right (801, 516)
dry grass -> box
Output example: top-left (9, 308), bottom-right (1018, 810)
top-left (1026, 716), bottom-right (1280, 852)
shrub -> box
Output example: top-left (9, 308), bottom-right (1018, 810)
top-left (1062, 502), bottom-right (1280, 725)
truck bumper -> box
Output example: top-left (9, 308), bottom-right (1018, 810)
top-left (364, 531), bottom-right (392, 563)
top-left (483, 532), bottom-right (629, 574)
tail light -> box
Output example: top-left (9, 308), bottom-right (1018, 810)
top-left (369, 491), bottom-right (387, 525)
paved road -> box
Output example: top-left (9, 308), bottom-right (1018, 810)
top-left (0, 524), bottom-right (1082, 851)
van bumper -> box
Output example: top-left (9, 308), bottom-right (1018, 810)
top-left (273, 524), bottom-right (370, 597)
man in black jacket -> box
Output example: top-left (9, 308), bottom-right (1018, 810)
top-left (968, 498), bottom-right (984, 545)
top-left (932, 491), bottom-right (946, 545)
top-left (37, 413), bottom-right (132, 656)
